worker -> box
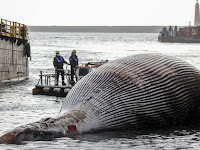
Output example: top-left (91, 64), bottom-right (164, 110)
top-left (53, 51), bottom-right (68, 86)
top-left (69, 49), bottom-right (78, 83)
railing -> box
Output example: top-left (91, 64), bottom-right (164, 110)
top-left (37, 71), bottom-right (56, 86)
top-left (37, 69), bottom-right (71, 86)
top-left (0, 18), bottom-right (28, 40)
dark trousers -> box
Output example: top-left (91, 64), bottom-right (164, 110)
top-left (71, 67), bottom-right (76, 81)
top-left (56, 70), bottom-right (64, 84)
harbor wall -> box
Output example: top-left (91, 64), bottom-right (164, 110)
top-left (0, 39), bottom-right (28, 81)
top-left (28, 26), bottom-right (163, 33)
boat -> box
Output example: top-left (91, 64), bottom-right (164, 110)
top-left (0, 18), bottom-right (30, 81)
top-left (32, 60), bottom-right (108, 97)
top-left (158, 26), bottom-right (200, 43)
top-left (158, 1), bottom-right (200, 43)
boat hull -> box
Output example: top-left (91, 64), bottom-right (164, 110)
top-left (158, 36), bottom-right (200, 43)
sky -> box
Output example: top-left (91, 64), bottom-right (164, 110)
top-left (0, 0), bottom-right (197, 26)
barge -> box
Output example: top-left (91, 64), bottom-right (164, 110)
top-left (158, 26), bottom-right (200, 43)
top-left (158, 1), bottom-right (200, 43)
top-left (0, 18), bottom-right (30, 81)
top-left (32, 61), bottom-right (107, 97)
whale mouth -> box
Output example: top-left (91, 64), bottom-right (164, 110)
top-left (0, 128), bottom-right (66, 144)
top-left (0, 114), bottom-right (80, 144)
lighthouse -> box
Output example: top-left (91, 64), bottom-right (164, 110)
top-left (195, 0), bottom-right (200, 26)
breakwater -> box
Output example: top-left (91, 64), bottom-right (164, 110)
top-left (28, 26), bottom-right (163, 33)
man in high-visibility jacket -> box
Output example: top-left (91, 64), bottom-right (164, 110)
top-left (53, 51), bottom-right (68, 85)
top-left (69, 49), bottom-right (78, 83)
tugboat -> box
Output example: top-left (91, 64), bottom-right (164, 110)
top-left (0, 18), bottom-right (30, 81)
top-left (32, 60), bottom-right (108, 97)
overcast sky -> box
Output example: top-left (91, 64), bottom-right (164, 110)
top-left (0, 0), bottom-right (197, 26)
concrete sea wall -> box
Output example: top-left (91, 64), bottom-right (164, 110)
top-left (0, 40), bottom-right (28, 81)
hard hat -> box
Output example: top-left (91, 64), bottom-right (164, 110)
top-left (56, 51), bottom-right (59, 54)
top-left (72, 50), bottom-right (76, 53)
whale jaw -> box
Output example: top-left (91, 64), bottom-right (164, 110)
top-left (0, 106), bottom-right (96, 144)
top-left (0, 129), bottom-right (62, 144)
top-left (0, 111), bottom-right (82, 144)
top-left (0, 124), bottom-right (79, 144)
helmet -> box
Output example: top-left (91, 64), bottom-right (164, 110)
top-left (72, 49), bottom-right (76, 53)
top-left (56, 51), bottom-right (59, 54)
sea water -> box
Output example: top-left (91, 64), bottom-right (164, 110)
top-left (1, 32), bottom-right (200, 149)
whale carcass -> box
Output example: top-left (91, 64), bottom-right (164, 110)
top-left (1, 53), bottom-right (200, 144)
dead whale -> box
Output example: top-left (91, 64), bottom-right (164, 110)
top-left (1, 53), bottom-right (200, 144)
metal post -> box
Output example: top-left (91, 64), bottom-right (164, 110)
top-left (5, 20), bottom-right (7, 36)
top-left (55, 69), bottom-right (57, 85)
top-left (0, 19), bottom-right (2, 34)
top-left (40, 71), bottom-right (43, 85)
top-left (47, 76), bottom-right (49, 85)
top-left (19, 23), bottom-right (20, 39)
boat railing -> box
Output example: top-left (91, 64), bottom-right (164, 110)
top-left (0, 18), bottom-right (28, 40)
top-left (37, 68), bottom-right (71, 86)
top-left (37, 71), bottom-right (56, 86)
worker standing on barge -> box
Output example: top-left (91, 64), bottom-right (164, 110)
top-left (53, 51), bottom-right (68, 86)
top-left (69, 50), bottom-right (78, 83)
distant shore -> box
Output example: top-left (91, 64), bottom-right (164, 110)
top-left (28, 26), bottom-right (163, 33)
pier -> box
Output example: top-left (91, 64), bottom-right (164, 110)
top-left (0, 18), bottom-right (30, 81)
